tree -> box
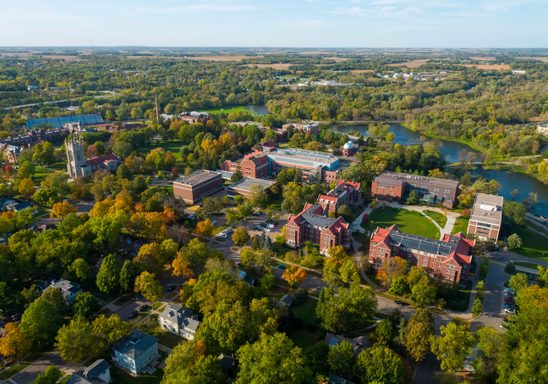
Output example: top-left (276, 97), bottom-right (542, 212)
top-left (195, 218), bottom-right (214, 237)
top-left (18, 161), bottom-right (34, 179)
top-left (235, 332), bottom-right (312, 384)
top-left (323, 246), bottom-right (360, 287)
top-left (69, 258), bottom-right (91, 283)
top-left (327, 340), bottom-right (354, 377)
top-left (134, 239), bottom-right (178, 274)
top-left (407, 267), bottom-right (437, 306)
top-left (406, 190), bottom-right (420, 205)
top-left (507, 233), bottom-right (522, 250)
top-left (232, 226), bottom-right (250, 246)
top-left (72, 292), bottom-right (99, 318)
top-left (33, 366), bottom-right (61, 384)
top-left (249, 185), bottom-right (269, 208)
top-left (282, 266), bottom-right (307, 288)
top-left (404, 308), bottom-right (435, 362)
top-left (162, 340), bottom-right (222, 384)
top-left (189, 270), bottom-right (249, 315)
top-left (503, 201), bottom-right (526, 226)
top-left (119, 260), bottom-right (137, 292)
top-left (375, 319), bottom-right (393, 345)
top-left (20, 289), bottom-right (67, 351)
top-left (17, 178), bottom-right (34, 197)
top-left (134, 271), bottom-right (163, 303)
top-left (509, 273), bottom-right (529, 292)
top-left (316, 284), bottom-right (377, 333)
top-left (430, 322), bottom-right (474, 372)
top-left (96, 254), bottom-right (122, 294)
top-left (50, 201), bottom-right (77, 219)
top-left (172, 238), bottom-right (222, 277)
top-left (0, 323), bottom-right (32, 360)
top-left (356, 344), bottom-right (404, 384)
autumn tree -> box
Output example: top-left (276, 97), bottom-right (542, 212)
top-left (0, 323), bottom-right (32, 360)
top-left (282, 266), bottom-right (307, 288)
top-left (430, 322), bottom-right (474, 372)
top-left (50, 201), bottom-right (77, 219)
top-left (404, 308), bottom-right (435, 362)
top-left (17, 178), bottom-right (35, 197)
top-left (195, 218), bottom-right (214, 237)
top-left (232, 226), bottom-right (250, 246)
top-left (134, 239), bottom-right (178, 274)
top-left (323, 246), bottom-right (360, 287)
top-left (134, 271), bottom-right (163, 303)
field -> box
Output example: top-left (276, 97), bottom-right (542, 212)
top-left (424, 210), bottom-right (447, 228)
top-left (365, 207), bottom-right (440, 239)
top-left (388, 59), bottom-right (429, 68)
top-left (511, 225), bottom-right (548, 261)
top-left (141, 140), bottom-right (184, 160)
top-left (461, 64), bottom-right (511, 70)
top-left (350, 69), bottom-right (375, 74)
top-left (470, 56), bottom-right (497, 61)
top-left (202, 105), bottom-right (257, 115)
top-left (188, 55), bottom-right (261, 62)
top-left (244, 63), bottom-right (293, 70)
top-left (452, 216), bottom-right (470, 235)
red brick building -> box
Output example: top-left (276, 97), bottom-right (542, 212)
top-left (369, 225), bottom-right (475, 284)
top-left (221, 150), bottom-right (270, 179)
top-left (286, 203), bottom-right (350, 255)
top-left (173, 170), bottom-right (223, 205)
top-left (317, 180), bottom-right (362, 215)
top-left (371, 172), bottom-right (459, 208)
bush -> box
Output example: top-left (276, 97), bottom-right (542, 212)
top-left (507, 233), bottom-right (522, 250)
top-left (472, 297), bottom-right (483, 316)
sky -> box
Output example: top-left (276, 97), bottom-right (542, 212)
top-left (0, 0), bottom-right (546, 47)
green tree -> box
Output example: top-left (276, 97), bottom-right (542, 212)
top-left (55, 316), bottom-right (94, 362)
top-left (134, 271), bottom-right (163, 303)
top-left (316, 284), bottom-right (377, 333)
top-left (69, 258), bottom-right (91, 283)
top-left (406, 190), bottom-right (420, 205)
top-left (509, 273), bottom-right (529, 292)
top-left (235, 332), bottom-right (312, 384)
top-left (375, 319), bottom-right (393, 345)
top-left (96, 254), bottom-right (122, 294)
top-left (162, 340), bottom-right (223, 384)
top-left (119, 259), bottom-right (137, 293)
top-left (507, 233), bottom-right (522, 250)
top-left (356, 344), bottom-right (404, 384)
top-left (232, 226), bottom-right (250, 246)
top-left (33, 366), bottom-right (61, 384)
top-left (430, 322), bottom-right (474, 372)
top-left (327, 340), bottom-right (354, 378)
top-left (404, 308), bottom-right (435, 362)
top-left (72, 292), bottom-right (99, 319)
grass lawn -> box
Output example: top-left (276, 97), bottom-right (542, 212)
top-left (365, 207), bottom-right (439, 239)
top-left (202, 105), bottom-right (257, 115)
top-left (452, 216), bottom-right (469, 235)
top-left (439, 280), bottom-right (473, 312)
top-left (0, 362), bottom-right (31, 380)
top-left (511, 225), bottom-right (548, 261)
top-left (110, 365), bottom-right (163, 384)
top-left (141, 140), bottom-right (184, 160)
top-left (424, 210), bottom-right (447, 228)
top-left (513, 261), bottom-right (541, 270)
top-left (288, 298), bottom-right (324, 347)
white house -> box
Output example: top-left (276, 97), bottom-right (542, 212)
top-left (158, 303), bottom-right (200, 340)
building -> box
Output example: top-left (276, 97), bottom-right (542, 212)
top-left (286, 203), bottom-right (350, 255)
top-left (46, 279), bottom-right (81, 304)
top-left (68, 359), bottom-right (111, 384)
top-left (325, 333), bottom-right (369, 354)
top-left (172, 170), bottom-right (223, 205)
top-left (282, 121), bottom-right (319, 134)
top-left (371, 172), bottom-right (459, 208)
top-left (86, 153), bottom-right (121, 173)
top-left (0, 143), bottom-right (21, 164)
top-left (317, 180), bottom-right (362, 215)
top-left (66, 134), bottom-right (120, 179)
top-left (27, 114), bottom-right (104, 129)
top-left (112, 330), bottom-right (159, 375)
top-left (158, 303), bottom-right (200, 341)
top-left (369, 225), bottom-right (475, 284)
top-left (341, 140), bottom-right (357, 157)
top-left (227, 177), bottom-right (276, 199)
top-left (467, 193), bottom-right (504, 242)
top-left (221, 150), bottom-right (271, 179)
top-left (536, 122), bottom-right (548, 136)
top-left (267, 148), bottom-right (343, 183)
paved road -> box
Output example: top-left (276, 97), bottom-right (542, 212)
top-left (3, 352), bottom-right (83, 384)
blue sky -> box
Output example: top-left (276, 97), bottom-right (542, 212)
top-left (0, 0), bottom-right (546, 47)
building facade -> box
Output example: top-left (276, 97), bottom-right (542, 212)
top-left (66, 135), bottom-right (91, 178)
top-left (112, 330), bottom-right (158, 375)
top-left (317, 180), bottom-right (362, 215)
top-left (267, 148), bottom-right (343, 183)
top-left (47, 279), bottom-right (81, 304)
top-left (467, 193), bottom-right (504, 241)
top-left (173, 170), bottom-right (223, 205)
top-left (371, 172), bottom-right (459, 208)
top-left (158, 303), bottom-right (200, 341)
top-left (369, 225), bottom-right (475, 284)
top-left (286, 203), bottom-right (350, 255)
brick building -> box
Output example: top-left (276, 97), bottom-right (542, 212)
top-left (267, 148), bottom-right (343, 183)
top-left (317, 180), bottom-right (362, 215)
top-left (371, 172), bottom-right (459, 208)
top-left (467, 193), bottom-right (504, 242)
top-left (173, 170), bottom-right (223, 205)
top-left (369, 225), bottom-right (475, 284)
top-left (286, 203), bottom-right (350, 255)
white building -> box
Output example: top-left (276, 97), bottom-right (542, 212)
top-left (158, 303), bottom-right (200, 340)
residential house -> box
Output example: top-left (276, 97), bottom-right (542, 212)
top-left (158, 303), bottom-right (200, 341)
top-left (68, 359), bottom-right (111, 384)
top-left (111, 330), bottom-right (159, 375)
top-left (46, 279), bottom-right (82, 304)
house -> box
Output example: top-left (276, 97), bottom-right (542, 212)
top-left (172, 170), bottom-right (224, 205)
top-left (158, 303), bottom-right (200, 341)
top-left (369, 225), bottom-right (475, 284)
top-left (371, 172), bottom-right (459, 208)
top-left (278, 294), bottom-right (295, 309)
top-left (316, 180), bottom-right (362, 215)
top-left (46, 279), bottom-right (81, 304)
top-left (467, 193), bottom-right (504, 242)
top-left (237, 269), bottom-right (256, 286)
top-left (324, 333), bottom-right (369, 354)
top-left (112, 330), bottom-right (159, 375)
top-left (68, 359), bottom-right (111, 384)
top-left (286, 203), bottom-right (350, 255)
top-left (0, 198), bottom-right (33, 213)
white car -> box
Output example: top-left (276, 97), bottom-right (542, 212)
top-left (266, 223), bottom-right (275, 229)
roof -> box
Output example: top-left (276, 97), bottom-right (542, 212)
top-left (302, 204), bottom-right (339, 228)
top-left (67, 374), bottom-right (93, 384)
top-left (229, 177), bottom-right (275, 192)
top-left (375, 172), bottom-right (459, 190)
top-left (83, 359), bottom-right (110, 380)
top-left (267, 148), bottom-right (339, 169)
top-left (27, 114), bottom-right (103, 129)
top-left (174, 170), bottom-right (221, 186)
top-left (159, 303), bottom-right (200, 333)
top-left (469, 193), bottom-right (504, 225)
top-left (48, 279), bottom-right (81, 296)
top-left (112, 330), bottom-right (157, 359)
top-left (86, 153), bottom-right (120, 167)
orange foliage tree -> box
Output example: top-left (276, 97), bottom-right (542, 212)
top-left (282, 266), bottom-right (307, 288)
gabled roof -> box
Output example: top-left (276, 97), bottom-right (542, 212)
top-left (112, 330), bottom-right (157, 359)
top-left (83, 359), bottom-right (110, 380)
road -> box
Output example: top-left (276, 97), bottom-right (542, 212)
top-left (2, 352), bottom-right (84, 384)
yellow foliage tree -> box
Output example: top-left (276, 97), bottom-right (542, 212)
top-left (50, 201), bottom-right (77, 219)
top-left (0, 323), bottom-right (31, 360)
top-left (195, 219), bottom-right (214, 237)
top-left (282, 266), bottom-right (307, 288)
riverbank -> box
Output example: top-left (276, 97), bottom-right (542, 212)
top-left (482, 163), bottom-right (548, 186)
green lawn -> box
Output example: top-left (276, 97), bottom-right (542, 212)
top-left (202, 105), bottom-right (257, 115)
top-left (141, 140), bottom-right (184, 160)
top-left (511, 225), bottom-right (548, 261)
top-left (424, 210), bottom-right (447, 228)
top-left (452, 216), bottom-right (469, 235)
top-left (0, 362), bottom-right (31, 380)
top-left (365, 207), bottom-right (440, 240)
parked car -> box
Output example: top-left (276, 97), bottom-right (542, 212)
top-left (253, 211), bottom-right (262, 216)
top-left (504, 304), bottom-right (516, 314)
top-left (394, 300), bottom-right (408, 306)
top-left (266, 223), bottom-right (275, 229)
top-left (138, 304), bottom-right (151, 312)
top-left (128, 310), bottom-right (139, 319)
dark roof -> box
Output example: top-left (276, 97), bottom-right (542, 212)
top-left (27, 114), bottom-right (104, 129)
top-left (83, 359), bottom-right (110, 379)
top-left (388, 229), bottom-right (457, 256)
top-left (302, 205), bottom-right (338, 228)
top-left (112, 330), bottom-right (157, 359)
top-left (67, 375), bottom-right (93, 384)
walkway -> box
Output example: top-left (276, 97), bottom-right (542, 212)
top-left (350, 206), bottom-right (373, 233)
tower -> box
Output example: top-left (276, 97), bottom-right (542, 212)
top-left (66, 134), bottom-right (91, 179)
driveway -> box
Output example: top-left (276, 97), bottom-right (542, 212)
top-left (4, 352), bottom-right (83, 384)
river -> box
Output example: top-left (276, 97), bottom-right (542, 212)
top-left (246, 104), bottom-right (269, 115)
top-left (333, 124), bottom-right (548, 217)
